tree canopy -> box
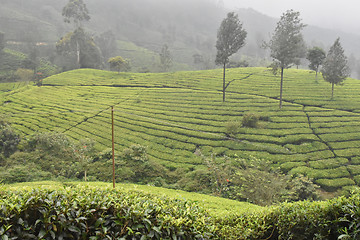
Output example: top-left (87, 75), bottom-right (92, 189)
top-left (0, 32), bottom-right (5, 52)
top-left (267, 9), bottom-right (306, 108)
top-left (306, 47), bottom-right (326, 80)
top-left (62, 0), bottom-right (90, 27)
top-left (56, 28), bottom-right (101, 69)
top-left (215, 12), bottom-right (247, 102)
top-left (159, 44), bottom-right (173, 72)
top-left (108, 56), bottom-right (131, 73)
top-left (321, 38), bottom-right (350, 98)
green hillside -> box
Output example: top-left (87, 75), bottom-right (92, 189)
top-left (0, 48), bottom-right (59, 82)
top-left (2, 67), bottom-right (360, 191)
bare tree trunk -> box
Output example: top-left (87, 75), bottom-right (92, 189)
top-left (84, 170), bottom-right (87, 182)
top-left (223, 62), bottom-right (226, 102)
top-left (279, 67), bottom-right (284, 109)
top-left (332, 82), bottom-right (334, 99)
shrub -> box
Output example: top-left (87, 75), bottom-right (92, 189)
top-left (0, 121), bottom-right (20, 157)
top-left (0, 164), bottom-right (52, 183)
top-left (242, 113), bottom-right (259, 128)
top-left (225, 121), bottom-right (241, 137)
top-left (15, 68), bottom-right (34, 81)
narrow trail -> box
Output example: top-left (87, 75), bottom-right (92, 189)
top-left (302, 105), bottom-right (337, 158)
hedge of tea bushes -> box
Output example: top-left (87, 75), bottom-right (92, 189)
top-left (1, 185), bottom-right (360, 239)
top-left (0, 186), bottom-right (214, 239)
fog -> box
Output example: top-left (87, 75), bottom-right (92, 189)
top-left (222, 0), bottom-right (360, 35)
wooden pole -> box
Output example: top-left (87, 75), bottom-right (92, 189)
top-left (111, 106), bottom-right (116, 188)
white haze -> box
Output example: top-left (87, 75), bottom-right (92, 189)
top-left (222, 0), bottom-right (360, 36)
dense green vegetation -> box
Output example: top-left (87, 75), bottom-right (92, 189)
top-left (2, 67), bottom-right (360, 196)
top-left (1, 182), bottom-right (360, 239)
top-left (0, 48), bottom-right (59, 82)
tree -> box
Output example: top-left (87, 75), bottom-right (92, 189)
top-left (62, 0), bottom-right (90, 28)
top-left (159, 44), bottom-right (172, 72)
top-left (108, 56), bottom-right (131, 73)
top-left (266, 10), bottom-right (306, 108)
top-left (321, 38), bottom-right (350, 99)
top-left (306, 47), bottom-right (326, 82)
top-left (95, 30), bottom-right (117, 64)
top-left (215, 12), bottom-right (247, 102)
top-left (56, 28), bottom-right (101, 69)
top-left (0, 32), bottom-right (5, 52)
top-left (61, 0), bottom-right (91, 68)
top-left (0, 119), bottom-right (20, 158)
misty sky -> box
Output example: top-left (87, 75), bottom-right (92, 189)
top-left (222, 0), bottom-right (360, 35)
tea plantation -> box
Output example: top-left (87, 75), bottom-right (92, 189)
top-left (2, 67), bottom-right (360, 191)
top-left (1, 182), bottom-right (360, 239)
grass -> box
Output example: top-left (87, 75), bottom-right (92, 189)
top-left (2, 67), bottom-right (360, 191)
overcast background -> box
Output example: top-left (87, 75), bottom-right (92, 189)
top-left (221, 0), bottom-right (360, 36)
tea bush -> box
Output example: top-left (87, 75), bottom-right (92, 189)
top-left (0, 186), bottom-right (214, 239)
top-left (242, 113), bottom-right (259, 128)
top-left (2, 184), bottom-right (360, 239)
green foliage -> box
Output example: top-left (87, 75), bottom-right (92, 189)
top-left (242, 113), bottom-right (259, 128)
top-left (0, 186), bottom-right (214, 239)
top-left (307, 46), bottom-right (326, 78)
top-left (222, 157), bottom-right (319, 205)
top-left (0, 120), bottom-right (20, 158)
top-left (338, 191), bottom-right (360, 240)
top-left (2, 183), bottom-right (360, 240)
top-left (0, 163), bottom-right (52, 183)
top-left (267, 10), bottom-right (306, 69)
top-left (0, 32), bottom-right (4, 52)
top-left (321, 38), bottom-right (350, 98)
top-left (56, 28), bottom-right (102, 69)
top-left (0, 48), bottom-right (58, 82)
top-left (266, 9), bottom-right (306, 108)
top-left (122, 144), bottom-right (148, 163)
top-left (15, 68), bottom-right (34, 81)
top-left (62, 0), bottom-right (90, 27)
top-left (2, 68), bottom-right (360, 192)
top-left (225, 121), bottom-right (241, 137)
top-left (108, 56), bottom-right (131, 73)
top-left (216, 11), bottom-right (247, 102)
top-left (159, 44), bottom-right (172, 72)
top-left (182, 155), bottom-right (320, 206)
top-left (215, 12), bottom-right (247, 66)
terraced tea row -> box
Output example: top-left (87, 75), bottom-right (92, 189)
top-left (2, 68), bottom-right (360, 191)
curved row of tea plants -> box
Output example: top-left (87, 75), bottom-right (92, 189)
top-left (2, 68), bottom-right (360, 191)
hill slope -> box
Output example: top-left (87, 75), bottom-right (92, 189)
top-left (2, 68), bottom-right (360, 191)
top-left (2, 0), bottom-right (360, 73)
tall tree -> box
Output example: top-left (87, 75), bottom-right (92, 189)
top-left (159, 44), bottom-right (172, 72)
top-left (56, 28), bottom-right (101, 69)
top-left (215, 12), bottom-right (247, 102)
top-left (62, 0), bottom-right (90, 28)
top-left (0, 32), bottom-right (5, 52)
top-left (267, 10), bottom-right (306, 108)
top-left (321, 38), bottom-right (350, 99)
top-left (95, 30), bottom-right (117, 64)
top-left (306, 47), bottom-right (326, 82)
top-left (61, 0), bottom-right (91, 67)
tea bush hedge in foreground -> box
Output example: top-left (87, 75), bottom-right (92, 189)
top-left (0, 186), bottom-right (214, 239)
top-left (1, 185), bottom-right (360, 239)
